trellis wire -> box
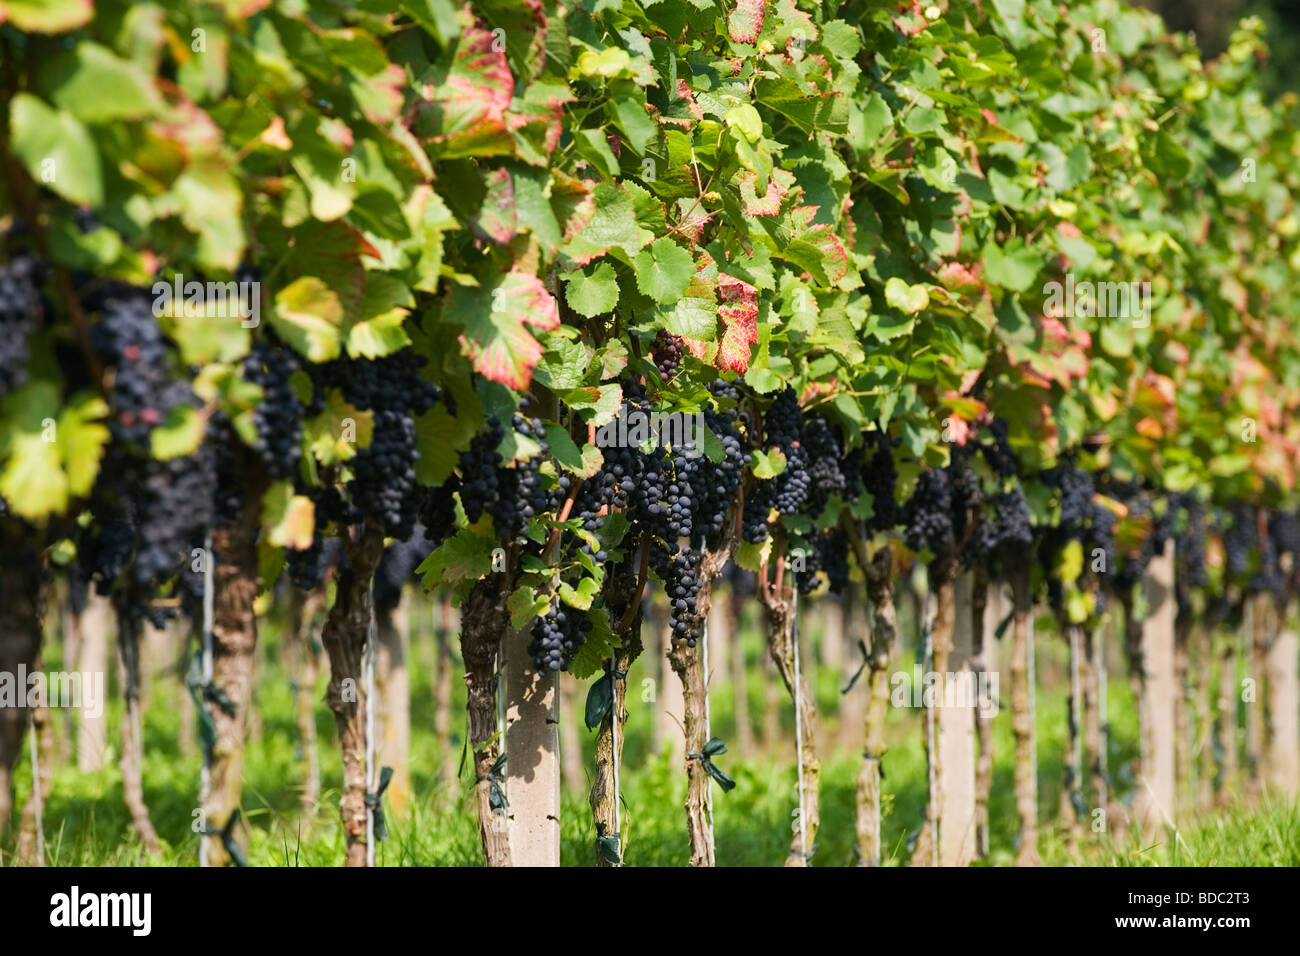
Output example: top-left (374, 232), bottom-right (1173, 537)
top-left (199, 533), bottom-right (214, 868)
top-left (791, 587), bottom-right (807, 861)
top-left (1028, 607), bottom-right (1038, 818)
top-left (923, 584), bottom-right (938, 867)
top-left (611, 666), bottom-right (623, 863)
top-left (365, 611), bottom-right (377, 868)
top-left (701, 612), bottom-right (715, 842)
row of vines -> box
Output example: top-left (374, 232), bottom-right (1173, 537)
top-left (1, 0), bottom-right (1299, 865)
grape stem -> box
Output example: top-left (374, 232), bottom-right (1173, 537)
top-left (543, 425), bottom-right (595, 561)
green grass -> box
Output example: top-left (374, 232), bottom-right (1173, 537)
top-left (4, 601), bottom-right (1297, 866)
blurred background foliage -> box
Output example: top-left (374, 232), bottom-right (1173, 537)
top-left (1140, 0), bottom-right (1300, 94)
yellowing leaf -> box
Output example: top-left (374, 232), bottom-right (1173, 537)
top-left (263, 482), bottom-right (316, 550)
top-left (273, 277), bottom-right (344, 362)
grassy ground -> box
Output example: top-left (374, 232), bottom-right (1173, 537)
top-left (3, 596), bottom-right (1297, 866)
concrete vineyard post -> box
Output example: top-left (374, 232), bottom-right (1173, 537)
top-left (1135, 539), bottom-right (1176, 837)
top-left (504, 626), bottom-right (562, 866)
top-left (938, 571), bottom-right (977, 866)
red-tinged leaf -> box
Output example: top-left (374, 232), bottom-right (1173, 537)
top-left (728, 0), bottom-right (766, 43)
top-left (414, 23), bottom-right (515, 159)
top-left (453, 270), bottom-right (560, 390)
top-left (661, 79), bottom-right (704, 128)
top-left (737, 168), bottom-right (793, 216)
top-left (473, 167), bottom-right (517, 246)
top-left (508, 81), bottom-right (575, 165)
top-left (716, 273), bottom-right (759, 373)
top-left (673, 198), bottom-right (713, 245)
top-left (936, 260), bottom-right (985, 295)
top-left (352, 63), bottom-right (405, 124)
top-left (682, 337), bottom-right (715, 364)
top-left (553, 172), bottom-right (596, 241)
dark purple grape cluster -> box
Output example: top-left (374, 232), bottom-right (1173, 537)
top-left (0, 254), bottom-right (41, 398)
top-left (528, 601), bottom-right (592, 671)
top-left (243, 338), bottom-right (307, 480)
top-left (662, 544), bottom-right (704, 646)
top-left (458, 418), bottom-right (505, 527)
top-left (864, 429), bottom-right (901, 532)
top-left (945, 449), bottom-right (981, 544)
top-left (420, 478), bottom-right (460, 546)
top-left (1172, 495), bottom-right (1208, 614)
top-left (286, 535), bottom-right (342, 591)
top-left (653, 329), bottom-right (684, 381)
top-left (765, 389), bottom-right (809, 515)
top-left (979, 418), bottom-right (1017, 478)
top-left (742, 480), bottom-right (773, 543)
top-left (373, 526), bottom-right (434, 611)
top-left (457, 414), bottom-right (552, 540)
top-left (130, 449), bottom-right (216, 593)
top-left (801, 416), bottom-right (846, 519)
top-left (310, 348), bottom-right (445, 537)
top-left (903, 468), bottom-right (954, 555)
top-left (351, 406), bottom-right (421, 537)
top-left (795, 537), bottom-right (823, 595)
top-left (90, 292), bottom-right (172, 447)
top-left (699, 395), bottom-right (747, 548)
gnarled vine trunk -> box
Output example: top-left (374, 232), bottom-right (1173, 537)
top-left (461, 576), bottom-right (512, 866)
top-left (1194, 622), bottom-right (1215, 811)
top-left (762, 583), bottom-right (821, 867)
top-left (1174, 612), bottom-right (1193, 811)
top-left (16, 653), bottom-right (52, 865)
top-left (1244, 592), bottom-right (1270, 797)
top-left (115, 606), bottom-right (162, 856)
top-left (590, 546), bottom-right (646, 866)
top-left (1008, 561), bottom-right (1038, 866)
top-left (203, 484), bottom-right (265, 865)
top-left (856, 544), bottom-right (896, 866)
top-left (74, 591), bottom-right (111, 773)
top-left (972, 571), bottom-right (999, 860)
top-left (669, 536), bottom-right (736, 867)
top-left (320, 523), bottom-right (385, 867)
top-left (285, 585), bottom-right (326, 814)
top-left (1081, 621), bottom-right (1104, 834)
top-left (1060, 623), bottom-right (1085, 850)
top-left (0, 530), bottom-right (44, 841)
top-left (1216, 626), bottom-right (1239, 807)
